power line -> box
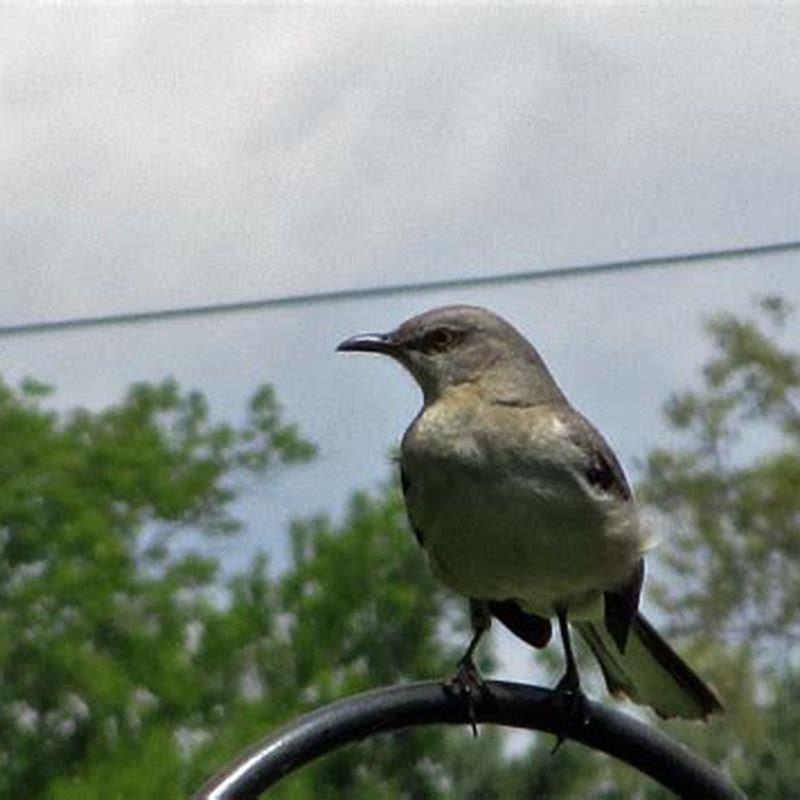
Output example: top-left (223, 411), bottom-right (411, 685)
top-left (2, 238), bottom-right (798, 339)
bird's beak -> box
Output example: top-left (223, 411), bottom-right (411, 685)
top-left (336, 332), bottom-right (399, 355)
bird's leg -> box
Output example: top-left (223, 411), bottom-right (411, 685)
top-left (554, 605), bottom-right (580, 694)
top-left (446, 599), bottom-right (491, 737)
top-left (551, 605), bottom-right (590, 753)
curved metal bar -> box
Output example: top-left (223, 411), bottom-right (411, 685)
top-left (194, 680), bottom-right (744, 800)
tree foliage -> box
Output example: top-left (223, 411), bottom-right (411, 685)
top-left (640, 296), bottom-right (800, 652)
top-left (626, 296), bottom-right (800, 797)
top-left (0, 378), bottom-right (314, 798)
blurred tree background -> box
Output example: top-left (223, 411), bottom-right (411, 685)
top-left (2, 296), bottom-right (798, 799)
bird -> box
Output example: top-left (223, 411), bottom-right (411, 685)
top-left (337, 304), bottom-right (722, 724)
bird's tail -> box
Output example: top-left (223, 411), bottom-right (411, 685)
top-left (575, 612), bottom-right (723, 720)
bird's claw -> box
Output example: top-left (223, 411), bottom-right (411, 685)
top-left (445, 657), bottom-right (487, 737)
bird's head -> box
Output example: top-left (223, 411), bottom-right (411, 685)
top-left (337, 305), bottom-right (564, 405)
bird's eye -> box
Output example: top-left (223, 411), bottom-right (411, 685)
top-left (420, 327), bottom-right (457, 353)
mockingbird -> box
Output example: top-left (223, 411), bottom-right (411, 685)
top-left (338, 305), bottom-right (722, 723)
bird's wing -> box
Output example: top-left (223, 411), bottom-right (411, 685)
top-left (561, 412), bottom-right (633, 502)
top-left (604, 557), bottom-right (644, 652)
top-left (560, 411), bottom-right (643, 652)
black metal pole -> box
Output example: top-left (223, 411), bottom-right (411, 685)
top-left (193, 680), bottom-right (744, 799)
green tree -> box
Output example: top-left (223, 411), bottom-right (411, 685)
top-left (635, 296), bottom-right (800, 796)
top-left (642, 295), bottom-right (800, 651)
top-left (0, 377), bottom-right (313, 798)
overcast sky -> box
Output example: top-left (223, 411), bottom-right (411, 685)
top-left (3, 6), bottom-right (800, 681)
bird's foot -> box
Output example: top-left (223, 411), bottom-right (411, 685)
top-left (445, 656), bottom-right (487, 737)
top-left (549, 673), bottom-right (591, 755)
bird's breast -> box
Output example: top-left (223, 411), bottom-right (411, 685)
top-left (401, 401), bottom-right (643, 616)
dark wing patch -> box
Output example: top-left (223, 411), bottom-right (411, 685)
top-left (400, 466), bottom-right (425, 547)
top-left (565, 414), bottom-right (633, 502)
top-left (585, 449), bottom-right (632, 501)
top-left (488, 599), bottom-right (552, 649)
top-left (604, 557), bottom-right (644, 654)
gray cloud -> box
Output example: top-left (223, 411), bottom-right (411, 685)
top-left (4, 7), bottom-right (800, 323)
